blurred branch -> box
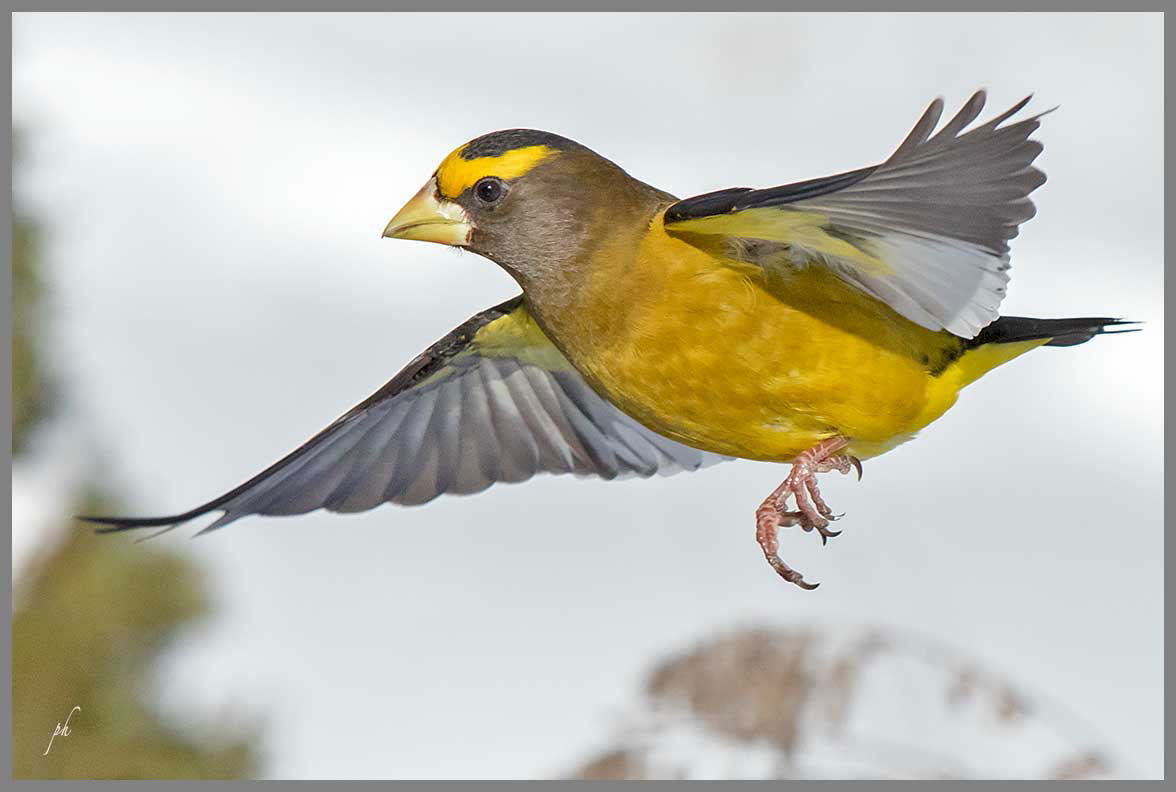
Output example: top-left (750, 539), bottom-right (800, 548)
top-left (12, 123), bottom-right (263, 779)
top-left (12, 127), bottom-right (54, 453)
top-left (569, 626), bottom-right (1120, 780)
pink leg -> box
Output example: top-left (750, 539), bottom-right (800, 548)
top-left (755, 436), bottom-right (862, 590)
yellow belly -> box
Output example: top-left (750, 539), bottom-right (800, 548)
top-left (541, 218), bottom-right (966, 463)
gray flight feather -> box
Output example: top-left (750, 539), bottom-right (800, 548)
top-left (666, 91), bottom-right (1049, 338)
top-left (85, 295), bottom-right (726, 537)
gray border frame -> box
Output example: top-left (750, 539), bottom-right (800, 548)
top-left (5, 6), bottom-right (1169, 789)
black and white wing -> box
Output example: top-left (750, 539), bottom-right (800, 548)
top-left (665, 91), bottom-right (1048, 338)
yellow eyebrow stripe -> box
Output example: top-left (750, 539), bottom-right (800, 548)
top-left (435, 144), bottom-right (557, 199)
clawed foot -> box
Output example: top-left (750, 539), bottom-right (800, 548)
top-left (779, 451), bottom-right (861, 545)
top-left (755, 436), bottom-right (862, 590)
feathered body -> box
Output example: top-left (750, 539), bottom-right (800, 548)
top-left (84, 91), bottom-right (1131, 590)
top-left (520, 199), bottom-right (1042, 462)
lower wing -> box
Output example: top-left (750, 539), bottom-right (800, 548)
top-left (81, 295), bottom-right (726, 536)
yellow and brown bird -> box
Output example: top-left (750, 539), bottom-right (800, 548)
top-left (85, 91), bottom-right (1133, 589)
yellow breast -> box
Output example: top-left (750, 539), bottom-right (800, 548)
top-left (545, 211), bottom-right (964, 462)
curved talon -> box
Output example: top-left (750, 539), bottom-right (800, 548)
top-left (767, 551), bottom-right (819, 589)
top-left (816, 525), bottom-right (841, 546)
top-left (753, 436), bottom-right (861, 589)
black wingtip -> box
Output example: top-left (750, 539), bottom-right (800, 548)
top-left (78, 513), bottom-right (189, 535)
top-left (76, 485), bottom-right (234, 536)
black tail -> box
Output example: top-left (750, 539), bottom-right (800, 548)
top-left (967, 316), bottom-right (1139, 349)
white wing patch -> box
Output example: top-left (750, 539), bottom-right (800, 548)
top-left (666, 91), bottom-right (1048, 338)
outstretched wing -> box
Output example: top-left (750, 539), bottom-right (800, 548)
top-left (83, 295), bottom-right (725, 536)
top-left (664, 91), bottom-right (1048, 338)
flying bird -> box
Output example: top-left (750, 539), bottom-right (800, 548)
top-left (83, 91), bottom-right (1133, 589)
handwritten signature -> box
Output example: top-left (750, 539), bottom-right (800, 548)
top-left (43, 706), bottom-right (80, 756)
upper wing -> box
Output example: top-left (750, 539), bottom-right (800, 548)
top-left (663, 91), bottom-right (1048, 338)
top-left (83, 295), bottom-right (725, 536)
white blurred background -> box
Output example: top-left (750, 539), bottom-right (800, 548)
top-left (12, 12), bottom-right (1163, 779)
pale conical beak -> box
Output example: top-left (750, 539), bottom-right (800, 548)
top-left (382, 177), bottom-right (472, 245)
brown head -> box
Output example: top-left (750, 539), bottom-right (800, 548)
top-left (383, 129), bottom-right (672, 298)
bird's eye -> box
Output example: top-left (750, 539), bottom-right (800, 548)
top-left (474, 177), bottom-right (504, 205)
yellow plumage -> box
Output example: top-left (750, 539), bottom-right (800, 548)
top-left (87, 92), bottom-right (1129, 592)
top-left (533, 209), bottom-right (1040, 462)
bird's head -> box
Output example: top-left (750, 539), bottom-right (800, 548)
top-left (383, 129), bottom-right (669, 290)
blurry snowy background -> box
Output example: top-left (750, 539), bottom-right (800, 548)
top-left (12, 12), bottom-right (1162, 779)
